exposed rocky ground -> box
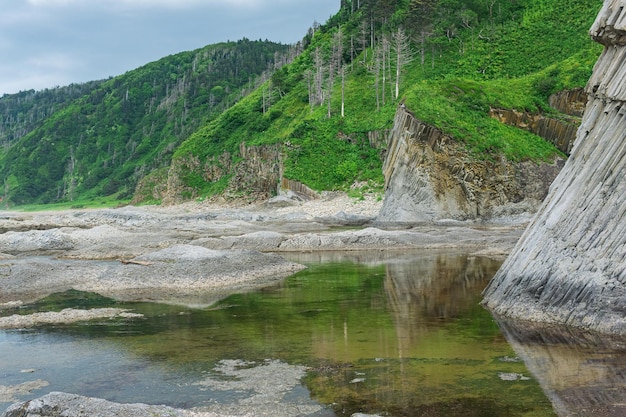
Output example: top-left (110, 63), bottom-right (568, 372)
top-left (0, 192), bottom-right (524, 309)
top-left (0, 192), bottom-right (526, 417)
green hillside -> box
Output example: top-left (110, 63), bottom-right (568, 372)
top-left (0, 39), bottom-right (292, 205)
top-left (171, 0), bottom-right (601, 201)
top-left (0, 0), bottom-right (603, 207)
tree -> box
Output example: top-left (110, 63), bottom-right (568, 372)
top-left (313, 47), bottom-right (326, 108)
top-left (370, 35), bottom-right (390, 111)
top-left (334, 28), bottom-right (345, 118)
top-left (392, 27), bottom-right (414, 100)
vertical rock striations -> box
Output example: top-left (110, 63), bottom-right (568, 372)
top-left (488, 96), bottom-right (583, 155)
top-left (377, 107), bottom-right (564, 223)
top-left (482, 0), bottom-right (626, 335)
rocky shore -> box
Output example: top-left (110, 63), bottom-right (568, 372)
top-left (0, 192), bottom-right (524, 310)
top-left (0, 192), bottom-right (527, 417)
top-left (481, 0), bottom-right (626, 335)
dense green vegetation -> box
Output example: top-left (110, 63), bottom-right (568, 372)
top-left (0, 0), bottom-right (603, 206)
top-left (172, 0), bottom-right (601, 196)
top-left (1, 39), bottom-right (292, 204)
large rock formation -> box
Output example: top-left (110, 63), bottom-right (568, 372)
top-left (377, 108), bottom-right (564, 223)
top-left (482, 0), bottom-right (626, 334)
top-left (162, 143), bottom-right (282, 205)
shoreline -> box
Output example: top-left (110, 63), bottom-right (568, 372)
top-left (0, 192), bottom-right (526, 313)
top-left (0, 193), bottom-right (530, 417)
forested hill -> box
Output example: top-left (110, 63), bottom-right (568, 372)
top-left (0, 39), bottom-right (294, 204)
top-left (0, 0), bottom-right (603, 207)
top-left (0, 81), bottom-right (104, 149)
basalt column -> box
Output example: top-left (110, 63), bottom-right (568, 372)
top-left (482, 0), bottom-right (626, 335)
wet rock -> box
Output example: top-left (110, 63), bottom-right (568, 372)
top-left (1, 392), bottom-right (211, 417)
top-left (0, 308), bottom-right (143, 330)
top-left (0, 381), bottom-right (49, 405)
top-left (192, 359), bottom-right (323, 416)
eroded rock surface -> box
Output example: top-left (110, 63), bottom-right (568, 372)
top-left (1, 392), bottom-right (231, 417)
top-left (0, 308), bottom-right (142, 329)
top-left (377, 108), bottom-right (564, 223)
top-left (1, 359), bottom-right (326, 417)
top-left (482, 0), bottom-right (626, 335)
top-left (0, 195), bottom-right (524, 307)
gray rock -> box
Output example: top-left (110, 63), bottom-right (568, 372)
top-left (220, 231), bottom-right (286, 250)
top-left (1, 392), bottom-right (192, 417)
top-left (377, 108), bottom-right (563, 223)
top-left (0, 229), bottom-right (75, 254)
top-left (482, 0), bottom-right (626, 335)
top-left (315, 210), bottom-right (373, 226)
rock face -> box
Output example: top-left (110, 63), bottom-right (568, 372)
top-left (482, 0), bottom-right (626, 335)
top-left (377, 108), bottom-right (564, 223)
top-left (489, 90), bottom-right (585, 155)
top-left (163, 143), bottom-right (282, 205)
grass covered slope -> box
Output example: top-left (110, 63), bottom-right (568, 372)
top-left (170, 0), bottom-right (602, 202)
top-left (0, 0), bottom-right (603, 207)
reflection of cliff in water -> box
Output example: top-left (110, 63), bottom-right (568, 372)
top-left (384, 253), bottom-right (502, 355)
top-left (497, 319), bottom-right (626, 417)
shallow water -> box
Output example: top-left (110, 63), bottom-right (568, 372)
top-left (1, 250), bottom-right (624, 416)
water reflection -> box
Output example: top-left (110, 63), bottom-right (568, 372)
top-left (496, 319), bottom-right (626, 417)
top-left (0, 251), bottom-right (563, 416)
top-left (288, 251), bottom-right (555, 416)
top-left (384, 253), bottom-right (502, 355)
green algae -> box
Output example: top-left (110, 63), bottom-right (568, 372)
top-left (2, 250), bottom-right (556, 416)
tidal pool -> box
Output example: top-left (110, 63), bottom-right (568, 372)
top-left (1, 250), bottom-right (622, 416)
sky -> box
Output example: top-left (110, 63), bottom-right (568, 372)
top-left (0, 0), bottom-right (339, 96)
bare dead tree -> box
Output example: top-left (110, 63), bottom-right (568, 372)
top-left (341, 66), bottom-right (346, 118)
top-left (392, 27), bottom-right (414, 100)
top-left (313, 47), bottom-right (326, 107)
top-left (369, 39), bottom-right (384, 111)
top-left (381, 34), bottom-right (390, 107)
top-left (304, 69), bottom-right (314, 111)
top-left (335, 28), bottom-right (345, 118)
top-left (359, 19), bottom-right (369, 62)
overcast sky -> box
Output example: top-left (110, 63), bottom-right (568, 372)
top-left (0, 0), bottom-right (339, 96)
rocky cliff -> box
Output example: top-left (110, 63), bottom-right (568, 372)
top-left (482, 0), bottom-right (626, 335)
top-left (489, 88), bottom-right (586, 155)
top-left (377, 108), bottom-right (565, 223)
top-left (161, 143), bottom-right (282, 205)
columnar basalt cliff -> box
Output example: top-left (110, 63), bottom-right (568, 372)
top-left (489, 89), bottom-right (586, 155)
top-left (482, 0), bottom-right (626, 335)
top-left (377, 108), bottom-right (564, 223)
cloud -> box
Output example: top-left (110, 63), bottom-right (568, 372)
top-left (0, 54), bottom-right (79, 93)
top-left (26, 52), bottom-right (79, 71)
top-left (25, 0), bottom-right (265, 9)
top-left (1, 0), bottom-right (338, 95)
